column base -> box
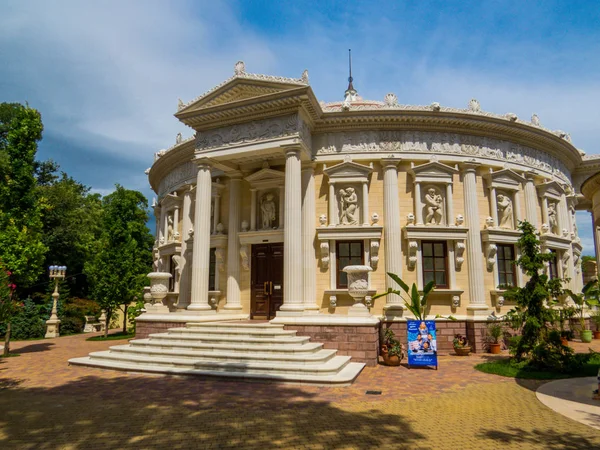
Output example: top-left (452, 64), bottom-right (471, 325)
top-left (222, 304), bottom-right (243, 311)
top-left (466, 305), bottom-right (489, 317)
top-left (302, 306), bottom-right (321, 315)
top-left (186, 305), bottom-right (216, 313)
top-left (45, 319), bottom-right (60, 339)
top-left (276, 305), bottom-right (305, 317)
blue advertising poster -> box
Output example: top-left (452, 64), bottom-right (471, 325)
top-left (407, 320), bottom-right (438, 368)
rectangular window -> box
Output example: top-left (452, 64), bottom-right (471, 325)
top-left (548, 249), bottom-right (559, 280)
top-left (421, 241), bottom-right (448, 288)
top-left (336, 241), bottom-right (364, 288)
top-left (209, 248), bottom-right (217, 291)
top-left (169, 255), bottom-right (177, 292)
top-left (497, 244), bottom-right (517, 288)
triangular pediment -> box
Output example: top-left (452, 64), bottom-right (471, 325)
top-left (537, 180), bottom-right (565, 199)
top-left (483, 168), bottom-right (525, 190)
top-left (177, 77), bottom-right (307, 114)
top-left (323, 160), bottom-right (373, 181)
top-left (245, 166), bottom-right (286, 189)
top-left (410, 161), bottom-right (458, 176)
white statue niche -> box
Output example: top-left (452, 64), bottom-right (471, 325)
top-left (496, 192), bottom-right (514, 229)
top-left (548, 202), bottom-right (558, 234)
top-left (338, 186), bottom-right (359, 225)
top-left (259, 192), bottom-right (278, 230)
top-left (423, 186), bottom-right (445, 226)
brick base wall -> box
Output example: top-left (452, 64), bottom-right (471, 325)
top-left (284, 325), bottom-right (380, 366)
top-left (136, 321), bottom-right (186, 339)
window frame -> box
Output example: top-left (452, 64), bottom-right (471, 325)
top-left (335, 240), bottom-right (364, 289)
top-left (496, 244), bottom-right (517, 288)
top-left (548, 249), bottom-right (559, 280)
top-left (421, 240), bottom-right (449, 289)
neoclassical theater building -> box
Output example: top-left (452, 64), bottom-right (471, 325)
top-left (71, 62), bottom-right (600, 379)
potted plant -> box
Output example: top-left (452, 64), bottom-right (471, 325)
top-left (567, 283), bottom-right (600, 343)
top-left (590, 309), bottom-right (600, 339)
top-left (453, 334), bottom-right (471, 356)
top-left (380, 328), bottom-right (404, 366)
top-left (556, 306), bottom-right (575, 346)
top-left (486, 323), bottom-right (503, 354)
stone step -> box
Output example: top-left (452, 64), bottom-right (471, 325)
top-left (147, 333), bottom-right (310, 346)
top-left (186, 322), bottom-right (283, 330)
top-left (82, 351), bottom-right (353, 377)
top-left (167, 327), bottom-right (298, 338)
top-left (68, 356), bottom-right (365, 386)
top-left (108, 345), bottom-right (338, 365)
top-left (130, 338), bottom-right (324, 354)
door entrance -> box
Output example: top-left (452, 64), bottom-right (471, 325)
top-left (250, 243), bottom-right (284, 320)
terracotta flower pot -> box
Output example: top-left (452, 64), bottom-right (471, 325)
top-left (488, 343), bottom-right (501, 354)
top-left (381, 353), bottom-right (401, 366)
top-left (560, 337), bottom-right (569, 347)
top-left (454, 347), bottom-right (471, 356)
top-left (593, 331), bottom-right (600, 340)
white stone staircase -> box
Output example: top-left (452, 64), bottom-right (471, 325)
top-left (69, 322), bottom-right (365, 385)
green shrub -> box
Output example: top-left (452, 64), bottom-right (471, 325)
top-left (0, 298), bottom-right (46, 339)
top-left (127, 298), bottom-right (146, 334)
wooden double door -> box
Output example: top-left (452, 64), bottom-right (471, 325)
top-left (250, 243), bottom-right (284, 320)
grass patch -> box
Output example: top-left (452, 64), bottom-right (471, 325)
top-left (0, 353), bottom-right (21, 358)
top-left (86, 332), bottom-right (135, 342)
top-left (475, 354), bottom-right (600, 380)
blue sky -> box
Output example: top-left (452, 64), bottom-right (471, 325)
top-left (1, 0), bottom-right (599, 253)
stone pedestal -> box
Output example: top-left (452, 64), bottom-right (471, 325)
top-left (343, 265), bottom-right (373, 317)
top-left (145, 272), bottom-right (172, 314)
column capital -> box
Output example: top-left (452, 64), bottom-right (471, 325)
top-left (460, 160), bottom-right (481, 173)
top-left (301, 161), bottom-right (316, 171)
top-left (193, 157), bottom-right (212, 170)
top-left (524, 170), bottom-right (539, 182)
top-left (283, 146), bottom-right (302, 158)
top-left (381, 157), bottom-right (400, 169)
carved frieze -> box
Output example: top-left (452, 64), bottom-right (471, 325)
top-left (314, 131), bottom-right (572, 185)
top-left (196, 114), bottom-right (309, 151)
top-left (158, 161), bottom-right (197, 198)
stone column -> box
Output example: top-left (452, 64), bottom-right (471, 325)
top-left (513, 190), bottom-right (522, 223)
top-left (224, 175), bottom-right (242, 311)
top-left (279, 148), bottom-right (304, 314)
top-left (164, 210), bottom-right (170, 242)
top-left (213, 192), bottom-right (221, 235)
top-left (489, 186), bottom-right (498, 227)
top-left (541, 197), bottom-right (549, 227)
top-left (154, 205), bottom-right (161, 245)
top-left (159, 205), bottom-right (166, 244)
top-left (173, 205), bottom-right (180, 241)
top-left (328, 183), bottom-right (336, 226)
top-left (188, 160), bottom-right (214, 312)
top-left (382, 159), bottom-right (403, 313)
top-left (559, 193), bottom-right (570, 237)
top-left (302, 163), bottom-right (318, 312)
top-left (462, 163), bottom-right (487, 314)
top-left (278, 186), bottom-right (285, 229)
top-left (362, 181), bottom-right (369, 226)
top-left (414, 181), bottom-right (423, 225)
top-left (446, 183), bottom-right (454, 226)
top-left (250, 189), bottom-right (257, 231)
top-left (177, 186), bottom-right (194, 309)
top-left (524, 173), bottom-right (538, 228)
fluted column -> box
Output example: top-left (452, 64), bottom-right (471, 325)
top-left (513, 190), bottom-right (522, 223)
top-left (558, 193), bottom-right (570, 237)
top-left (279, 148), bottom-right (304, 313)
top-left (362, 181), bottom-right (369, 226)
top-left (177, 186), bottom-right (194, 309)
top-left (446, 183), bottom-right (454, 226)
top-left (188, 160), bottom-right (214, 312)
top-left (278, 186), bottom-right (285, 229)
top-left (224, 175), bottom-right (242, 311)
top-left (524, 173), bottom-right (538, 228)
top-left (489, 186), bottom-right (498, 227)
top-left (173, 206), bottom-right (180, 241)
top-left (159, 205), bottom-right (166, 244)
top-left (382, 159), bottom-right (403, 313)
top-left (414, 181), bottom-right (423, 225)
top-left (328, 183), bottom-right (336, 226)
top-left (250, 189), bottom-right (257, 231)
top-left (213, 193), bottom-right (220, 234)
top-left (462, 163), bottom-right (487, 313)
top-left (302, 163), bottom-right (318, 312)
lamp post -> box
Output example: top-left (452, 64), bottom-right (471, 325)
top-left (45, 265), bottom-right (66, 338)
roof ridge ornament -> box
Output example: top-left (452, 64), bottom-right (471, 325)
top-left (234, 61), bottom-right (246, 76)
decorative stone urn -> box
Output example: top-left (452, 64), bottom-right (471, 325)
top-left (343, 265), bottom-right (373, 317)
top-left (146, 272), bottom-right (172, 314)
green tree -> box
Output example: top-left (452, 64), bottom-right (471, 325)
top-left (0, 103), bottom-right (46, 289)
top-left (85, 185), bottom-right (153, 337)
top-left (0, 261), bottom-right (20, 356)
top-left (504, 221), bottom-right (564, 361)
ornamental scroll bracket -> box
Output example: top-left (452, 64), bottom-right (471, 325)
top-left (455, 240), bottom-right (466, 271)
top-left (408, 240), bottom-right (418, 270)
top-left (486, 242), bottom-right (498, 271)
top-left (320, 241), bottom-right (330, 269)
top-left (370, 240), bottom-right (380, 270)
top-left (240, 245), bottom-right (249, 271)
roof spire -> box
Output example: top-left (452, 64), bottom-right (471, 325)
top-left (344, 49), bottom-right (358, 102)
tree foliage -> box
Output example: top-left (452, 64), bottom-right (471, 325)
top-left (85, 185), bottom-right (153, 336)
top-left (0, 103), bottom-right (46, 288)
top-left (504, 221), bottom-right (564, 361)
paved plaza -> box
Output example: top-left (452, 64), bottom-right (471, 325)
top-left (1, 333), bottom-right (599, 450)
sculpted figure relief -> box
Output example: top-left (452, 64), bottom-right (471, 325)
top-left (260, 193), bottom-right (277, 229)
top-left (497, 194), bottom-right (513, 229)
top-left (424, 188), bottom-right (444, 225)
top-left (167, 215), bottom-right (174, 242)
top-left (338, 187), bottom-right (359, 225)
top-left (548, 202), bottom-right (558, 234)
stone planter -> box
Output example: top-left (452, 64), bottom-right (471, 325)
top-left (146, 272), bottom-right (172, 314)
top-left (454, 347), bottom-right (471, 356)
top-left (343, 265), bottom-right (373, 317)
top-left (581, 330), bottom-right (593, 343)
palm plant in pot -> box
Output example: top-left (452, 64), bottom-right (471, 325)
top-left (453, 334), bottom-right (471, 356)
top-left (486, 323), bottom-right (503, 354)
top-left (380, 328), bottom-right (404, 366)
top-left (590, 309), bottom-right (600, 340)
top-left (567, 282), bottom-right (600, 343)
